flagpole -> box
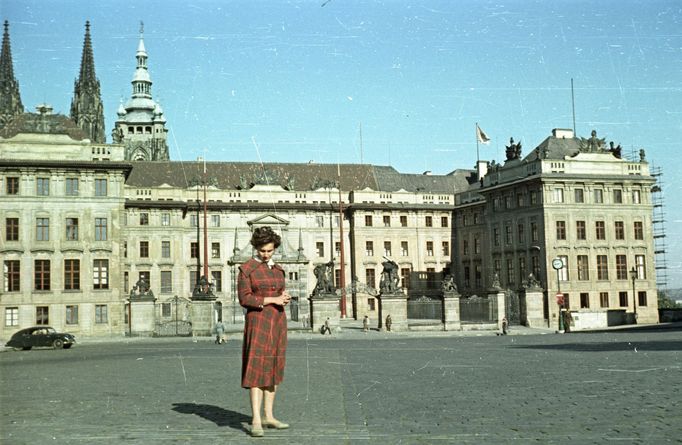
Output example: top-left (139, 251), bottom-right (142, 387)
top-left (475, 123), bottom-right (480, 164)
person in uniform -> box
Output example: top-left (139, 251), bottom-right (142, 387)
top-left (238, 226), bottom-right (291, 437)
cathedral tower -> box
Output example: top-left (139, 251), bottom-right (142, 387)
top-left (114, 22), bottom-right (169, 161)
top-left (70, 21), bottom-right (106, 143)
top-left (0, 21), bottom-right (24, 130)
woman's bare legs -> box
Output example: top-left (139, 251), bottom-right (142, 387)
top-left (249, 387), bottom-right (263, 427)
top-left (263, 385), bottom-right (278, 422)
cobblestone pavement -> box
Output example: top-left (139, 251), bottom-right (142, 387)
top-left (1, 326), bottom-right (680, 444)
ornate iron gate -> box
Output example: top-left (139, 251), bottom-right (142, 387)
top-left (505, 289), bottom-right (520, 325)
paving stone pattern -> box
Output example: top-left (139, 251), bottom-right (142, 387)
top-left (1, 328), bottom-right (680, 444)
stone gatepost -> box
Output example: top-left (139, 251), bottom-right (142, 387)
top-left (190, 300), bottom-right (217, 337)
top-left (309, 293), bottom-right (340, 333)
top-left (442, 291), bottom-right (461, 331)
top-left (487, 287), bottom-right (506, 331)
top-left (129, 295), bottom-right (156, 336)
top-left (377, 292), bottom-right (408, 331)
top-left (521, 287), bottom-right (545, 328)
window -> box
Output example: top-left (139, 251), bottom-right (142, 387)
top-left (531, 256), bottom-right (540, 278)
top-left (493, 228), bottom-right (500, 246)
top-left (37, 178), bottom-right (50, 196)
top-left (211, 215), bottom-right (220, 227)
top-left (316, 216), bottom-right (324, 227)
top-left (632, 190), bottom-right (641, 204)
top-left (124, 241), bottom-right (128, 258)
top-left (140, 213), bottom-right (149, 225)
top-left (138, 271), bottom-right (150, 288)
top-left (162, 241), bottom-right (171, 258)
top-left (556, 221), bottom-right (566, 240)
top-left (425, 216), bottom-right (433, 227)
top-left (400, 215), bottom-right (407, 227)
top-left (95, 178), bottom-right (107, 196)
top-left (36, 218), bottom-right (49, 241)
top-left (190, 215), bottom-right (198, 227)
top-left (635, 255), bottom-right (646, 279)
top-left (34, 259), bottom-right (50, 291)
top-left (162, 303), bottom-right (172, 317)
top-left (366, 268), bottom-right (376, 289)
top-left (619, 291), bottom-right (628, 307)
top-left (383, 215), bottom-right (391, 227)
top-left (365, 215), bottom-right (373, 227)
top-left (462, 240), bottom-right (469, 255)
top-left (316, 242), bottom-right (325, 258)
top-left (95, 218), bottom-right (108, 241)
top-left (441, 216), bottom-right (448, 227)
top-left (574, 188), bottom-right (584, 203)
top-left (518, 257), bottom-right (527, 283)
top-left (383, 241), bottom-right (392, 257)
top-left (517, 224), bottom-right (525, 244)
top-left (576, 221), bottom-right (586, 240)
top-left (600, 292), bottom-right (609, 308)
top-left (577, 255), bottom-right (589, 281)
top-left (5, 307), bottom-right (19, 327)
top-left (6, 177), bottom-right (19, 195)
top-left (139, 241), bottom-right (149, 258)
top-left (504, 225), bottom-right (512, 245)
top-left (6, 217), bottom-right (18, 241)
top-left (426, 241), bottom-right (434, 256)
top-left (124, 271), bottom-right (129, 294)
top-left (638, 291), bottom-right (647, 307)
top-left (4, 260), bottom-right (20, 292)
top-left (160, 271), bottom-right (173, 293)
top-left (365, 241), bottom-right (374, 256)
top-left (442, 241), bottom-right (449, 256)
top-left (212, 271), bottom-right (222, 292)
top-left (367, 298), bottom-right (376, 311)
top-left (66, 305), bottom-right (79, 325)
top-left (613, 189), bottom-right (623, 204)
top-left (401, 268), bottom-right (411, 289)
top-left (531, 222), bottom-right (538, 242)
top-left (580, 292), bottom-right (590, 309)
top-left (212, 242), bottom-right (221, 259)
top-left (530, 191), bottom-right (538, 205)
top-left (36, 306), bottom-right (49, 325)
top-left (615, 221), bottom-right (625, 240)
top-left (595, 221), bottom-right (605, 240)
top-left (615, 255), bottom-right (628, 280)
top-left (594, 189), bottom-right (603, 203)
top-left (93, 259), bottom-right (109, 289)
top-left (65, 178), bottom-right (79, 196)
top-left (474, 237), bottom-right (481, 254)
top-left (554, 188), bottom-right (564, 203)
top-left (161, 213), bottom-right (170, 226)
top-left (506, 259), bottom-right (514, 285)
top-left (558, 256), bottom-right (569, 281)
top-left (463, 265), bottom-right (471, 288)
top-left (66, 218), bottom-right (79, 240)
top-left (190, 242), bottom-right (198, 258)
top-left (516, 193), bottom-right (524, 208)
top-left (95, 305), bottom-right (108, 324)
top-left (401, 241), bottom-right (409, 256)
top-left (335, 242), bottom-right (341, 257)
top-left (596, 255), bottom-right (608, 280)
top-left (64, 259), bottom-right (80, 290)
top-left (474, 213), bottom-right (481, 224)
top-left (634, 222), bottom-right (644, 240)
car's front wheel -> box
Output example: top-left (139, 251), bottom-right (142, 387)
top-left (21, 346), bottom-right (31, 351)
top-left (63, 344), bottom-right (72, 349)
top-left (53, 339), bottom-right (64, 349)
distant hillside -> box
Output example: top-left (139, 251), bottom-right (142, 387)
top-left (665, 288), bottom-right (682, 302)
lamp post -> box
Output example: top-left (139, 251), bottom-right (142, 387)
top-left (172, 295), bottom-right (180, 335)
top-left (630, 266), bottom-right (638, 324)
top-left (552, 258), bottom-right (564, 333)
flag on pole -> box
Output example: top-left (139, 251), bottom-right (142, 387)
top-left (476, 124), bottom-right (491, 144)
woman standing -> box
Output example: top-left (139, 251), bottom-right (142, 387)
top-left (238, 226), bottom-right (291, 437)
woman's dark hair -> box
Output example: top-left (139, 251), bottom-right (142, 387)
top-left (250, 226), bottom-right (281, 249)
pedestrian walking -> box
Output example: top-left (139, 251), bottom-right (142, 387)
top-left (215, 321), bottom-right (226, 344)
top-left (321, 317), bottom-right (332, 335)
top-left (363, 315), bottom-right (369, 332)
top-left (238, 226), bottom-right (291, 437)
top-left (385, 314), bottom-right (392, 332)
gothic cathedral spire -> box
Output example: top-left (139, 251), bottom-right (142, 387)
top-left (114, 22), bottom-right (169, 161)
top-left (70, 21), bottom-right (105, 143)
top-left (0, 21), bottom-right (24, 130)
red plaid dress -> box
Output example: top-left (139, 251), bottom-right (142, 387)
top-left (238, 258), bottom-right (288, 388)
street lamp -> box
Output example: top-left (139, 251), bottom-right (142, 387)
top-left (552, 258), bottom-right (564, 333)
top-left (629, 266), bottom-right (638, 324)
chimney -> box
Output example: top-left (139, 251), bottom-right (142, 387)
top-left (552, 128), bottom-right (574, 139)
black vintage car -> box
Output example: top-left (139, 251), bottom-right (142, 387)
top-left (6, 326), bottom-right (76, 350)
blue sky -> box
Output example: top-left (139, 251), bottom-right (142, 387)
top-left (4, 0), bottom-right (682, 288)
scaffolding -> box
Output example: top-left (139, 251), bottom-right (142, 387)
top-left (650, 165), bottom-right (668, 293)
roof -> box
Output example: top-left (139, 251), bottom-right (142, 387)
top-left (0, 112), bottom-right (88, 140)
top-left (126, 161), bottom-right (474, 193)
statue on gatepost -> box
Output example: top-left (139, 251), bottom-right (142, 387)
top-left (441, 273), bottom-right (458, 294)
top-left (312, 260), bottom-right (335, 297)
top-left (379, 258), bottom-right (400, 294)
top-left (130, 276), bottom-right (154, 300)
top-left (522, 273), bottom-right (542, 290)
top-left (491, 272), bottom-right (502, 290)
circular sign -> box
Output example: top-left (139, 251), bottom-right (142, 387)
top-left (552, 258), bottom-right (564, 270)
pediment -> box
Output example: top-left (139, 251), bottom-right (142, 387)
top-left (247, 213), bottom-right (290, 227)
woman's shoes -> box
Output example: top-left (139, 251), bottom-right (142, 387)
top-left (250, 424), bottom-right (264, 437)
top-left (262, 419), bottom-right (289, 429)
